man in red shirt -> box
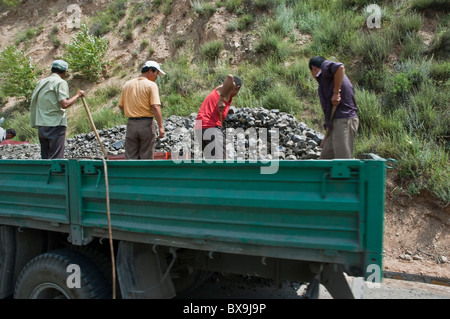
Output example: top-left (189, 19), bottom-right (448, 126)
top-left (195, 75), bottom-right (242, 160)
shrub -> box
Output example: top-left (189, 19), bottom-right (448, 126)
top-left (49, 26), bottom-right (61, 48)
top-left (64, 24), bottom-right (109, 82)
top-left (253, 0), bottom-right (276, 11)
top-left (191, 0), bottom-right (216, 17)
top-left (391, 12), bottom-right (423, 40)
top-left (200, 39), bottom-right (224, 62)
top-left (354, 88), bottom-right (384, 135)
top-left (352, 65), bottom-right (389, 92)
top-left (159, 0), bottom-right (174, 15)
top-left (0, 45), bottom-right (40, 104)
top-left (237, 14), bottom-right (254, 31)
top-left (410, 0), bottom-right (450, 12)
top-left (274, 4), bottom-right (295, 36)
top-left (399, 32), bottom-right (425, 60)
top-left (307, 11), bottom-right (362, 57)
top-left (226, 20), bottom-right (238, 32)
top-left (0, 0), bottom-right (20, 8)
top-left (296, 11), bottom-right (324, 34)
top-left (89, 0), bottom-right (127, 36)
top-left (407, 83), bottom-right (450, 141)
top-left (429, 61), bottom-right (450, 82)
top-left (352, 30), bottom-right (393, 66)
top-left (339, 0), bottom-right (377, 9)
top-left (430, 28), bottom-right (450, 59)
top-left (261, 84), bottom-right (300, 115)
top-left (255, 31), bottom-right (291, 62)
top-left (225, 0), bottom-right (241, 13)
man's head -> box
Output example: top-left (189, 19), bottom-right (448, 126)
top-left (5, 128), bottom-right (16, 140)
top-left (51, 60), bottom-right (69, 77)
top-left (309, 56), bottom-right (326, 78)
top-left (232, 76), bottom-right (242, 97)
top-left (141, 61), bottom-right (166, 81)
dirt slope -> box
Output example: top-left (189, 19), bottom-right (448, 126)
top-left (0, 0), bottom-right (448, 280)
top-left (383, 174), bottom-right (449, 279)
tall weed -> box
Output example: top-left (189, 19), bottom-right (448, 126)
top-left (352, 30), bottom-right (393, 66)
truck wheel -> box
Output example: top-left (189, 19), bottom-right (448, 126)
top-left (173, 269), bottom-right (211, 296)
top-left (69, 245), bottom-right (121, 299)
top-left (14, 249), bottom-right (112, 299)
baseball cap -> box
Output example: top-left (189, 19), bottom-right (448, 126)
top-left (52, 60), bottom-right (69, 72)
top-left (143, 61), bottom-right (166, 75)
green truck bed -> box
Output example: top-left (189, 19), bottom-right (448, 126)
top-left (0, 157), bottom-right (388, 284)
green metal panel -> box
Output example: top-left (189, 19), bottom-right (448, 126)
top-left (362, 159), bottom-right (386, 282)
top-left (70, 159), bottom-right (385, 273)
top-left (0, 160), bottom-right (69, 226)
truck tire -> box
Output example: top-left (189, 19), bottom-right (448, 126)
top-left (14, 249), bottom-right (112, 299)
top-left (173, 270), bottom-right (211, 296)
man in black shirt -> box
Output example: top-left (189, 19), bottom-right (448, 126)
top-left (309, 56), bottom-right (359, 159)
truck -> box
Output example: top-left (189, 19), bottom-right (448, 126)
top-left (0, 155), bottom-right (392, 299)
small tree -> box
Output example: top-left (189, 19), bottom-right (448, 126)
top-left (64, 24), bottom-right (109, 82)
top-left (0, 45), bottom-right (40, 105)
top-left (0, 0), bottom-right (21, 8)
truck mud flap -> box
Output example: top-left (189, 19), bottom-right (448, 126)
top-left (0, 226), bottom-right (15, 298)
top-left (116, 241), bottom-right (176, 299)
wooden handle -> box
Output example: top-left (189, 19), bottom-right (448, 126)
top-left (322, 104), bottom-right (338, 145)
top-left (81, 97), bottom-right (108, 158)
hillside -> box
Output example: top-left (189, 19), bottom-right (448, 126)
top-left (0, 0), bottom-right (449, 280)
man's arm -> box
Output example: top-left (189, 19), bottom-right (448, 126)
top-left (331, 65), bottom-right (344, 107)
top-left (217, 74), bottom-right (235, 113)
top-left (60, 90), bottom-right (85, 109)
top-left (219, 74), bottom-right (235, 99)
top-left (118, 92), bottom-right (124, 113)
top-left (321, 65), bottom-right (344, 147)
top-left (151, 104), bottom-right (165, 138)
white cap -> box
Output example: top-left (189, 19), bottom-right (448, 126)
top-left (143, 61), bottom-right (166, 75)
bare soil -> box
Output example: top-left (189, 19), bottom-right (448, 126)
top-left (383, 174), bottom-right (449, 279)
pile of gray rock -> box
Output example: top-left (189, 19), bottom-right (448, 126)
top-left (0, 107), bottom-right (324, 160)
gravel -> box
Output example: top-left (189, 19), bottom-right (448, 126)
top-left (0, 107), bottom-right (324, 160)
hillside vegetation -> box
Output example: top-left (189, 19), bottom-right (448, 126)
top-left (0, 0), bottom-right (449, 202)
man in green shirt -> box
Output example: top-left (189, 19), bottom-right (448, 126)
top-left (30, 60), bottom-right (85, 159)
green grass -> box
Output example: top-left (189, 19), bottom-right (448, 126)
top-left (67, 85), bottom-right (124, 136)
top-left (89, 0), bottom-right (128, 36)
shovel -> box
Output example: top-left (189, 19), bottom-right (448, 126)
top-left (322, 103), bottom-right (338, 146)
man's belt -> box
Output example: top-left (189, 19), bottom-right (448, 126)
top-left (129, 117), bottom-right (153, 120)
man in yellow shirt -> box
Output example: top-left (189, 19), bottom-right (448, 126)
top-left (119, 61), bottom-right (166, 159)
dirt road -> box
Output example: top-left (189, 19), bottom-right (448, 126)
top-left (177, 273), bottom-right (450, 299)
